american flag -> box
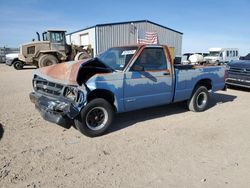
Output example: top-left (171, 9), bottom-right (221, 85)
top-left (138, 31), bottom-right (158, 44)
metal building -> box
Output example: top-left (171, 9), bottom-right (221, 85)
top-left (66, 20), bottom-right (183, 57)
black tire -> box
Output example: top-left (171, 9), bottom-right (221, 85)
top-left (38, 54), bottom-right (58, 68)
top-left (74, 51), bottom-right (90, 61)
top-left (187, 86), bottom-right (209, 112)
top-left (74, 98), bottom-right (114, 137)
top-left (215, 60), bottom-right (220, 65)
top-left (13, 60), bottom-right (24, 70)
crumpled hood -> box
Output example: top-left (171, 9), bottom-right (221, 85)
top-left (34, 58), bottom-right (91, 85)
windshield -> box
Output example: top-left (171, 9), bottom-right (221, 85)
top-left (98, 47), bottom-right (138, 70)
top-left (209, 51), bottom-right (221, 57)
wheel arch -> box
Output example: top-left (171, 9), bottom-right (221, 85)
top-left (189, 78), bottom-right (212, 99)
top-left (12, 58), bottom-right (21, 65)
top-left (36, 51), bottom-right (64, 62)
top-left (193, 78), bottom-right (212, 92)
top-left (87, 89), bottom-right (117, 111)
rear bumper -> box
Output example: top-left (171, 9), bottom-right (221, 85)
top-left (29, 92), bottom-right (80, 129)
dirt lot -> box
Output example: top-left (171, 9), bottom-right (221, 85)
top-left (0, 64), bottom-right (250, 188)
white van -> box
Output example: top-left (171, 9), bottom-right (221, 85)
top-left (204, 48), bottom-right (239, 64)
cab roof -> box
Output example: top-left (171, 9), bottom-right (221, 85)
top-left (46, 29), bottom-right (66, 32)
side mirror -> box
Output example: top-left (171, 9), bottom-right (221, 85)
top-left (132, 64), bottom-right (144, 71)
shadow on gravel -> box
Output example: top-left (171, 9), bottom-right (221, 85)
top-left (208, 92), bottom-right (237, 109)
top-left (0, 123), bottom-right (4, 140)
top-left (108, 92), bottom-right (237, 134)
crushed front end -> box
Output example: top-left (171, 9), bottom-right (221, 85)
top-left (30, 75), bottom-right (86, 128)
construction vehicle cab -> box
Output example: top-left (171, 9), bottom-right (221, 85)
top-left (41, 30), bottom-right (69, 53)
top-left (17, 29), bottom-right (91, 70)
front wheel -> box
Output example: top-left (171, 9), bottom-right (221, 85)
top-left (38, 54), bottom-right (58, 68)
top-left (187, 86), bottom-right (209, 112)
top-left (13, 60), bottom-right (24, 70)
top-left (74, 51), bottom-right (90, 61)
top-left (74, 98), bottom-right (114, 137)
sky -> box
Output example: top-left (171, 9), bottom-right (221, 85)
top-left (0, 0), bottom-right (249, 55)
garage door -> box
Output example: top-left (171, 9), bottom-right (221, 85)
top-left (80, 33), bottom-right (89, 46)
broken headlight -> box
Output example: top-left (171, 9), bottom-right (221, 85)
top-left (63, 86), bottom-right (79, 101)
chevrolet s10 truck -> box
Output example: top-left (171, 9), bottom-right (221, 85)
top-left (30, 45), bottom-right (226, 137)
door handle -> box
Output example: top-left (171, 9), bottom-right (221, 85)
top-left (127, 98), bottom-right (136, 102)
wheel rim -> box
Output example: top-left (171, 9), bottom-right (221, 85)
top-left (196, 92), bottom-right (207, 109)
top-left (46, 60), bottom-right (53, 66)
top-left (86, 107), bottom-right (108, 131)
top-left (15, 62), bottom-right (22, 69)
top-left (196, 92), bottom-right (207, 108)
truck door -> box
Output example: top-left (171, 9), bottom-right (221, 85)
top-left (124, 47), bottom-right (174, 111)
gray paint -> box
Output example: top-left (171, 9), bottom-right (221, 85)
top-left (96, 22), bottom-right (182, 56)
top-left (67, 20), bottom-right (183, 57)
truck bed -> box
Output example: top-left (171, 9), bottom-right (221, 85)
top-left (173, 65), bottom-right (225, 102)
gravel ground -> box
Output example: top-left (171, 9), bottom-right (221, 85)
top-left (0, 64), bottom-right (250, 188)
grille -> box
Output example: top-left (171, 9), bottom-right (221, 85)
top-left (27, 46), bottom-right (35, 54)
top-left (228, 67), bottom-right (250, 75)
top-left (228, 67), bottom-right (250, 81)
top-left (33, 75), bottom-right (64, 96)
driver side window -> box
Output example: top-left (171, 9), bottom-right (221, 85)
top-left (131, 48), bottom-right (167, 71)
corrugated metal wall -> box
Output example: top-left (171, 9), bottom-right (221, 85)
top-left (66, 28), bottom-right (97, 56)
top-left (96, 22), bottom-right (182, 56)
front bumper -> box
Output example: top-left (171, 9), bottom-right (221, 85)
top-left (5, 58), bottom-right (13, 66)
top-left (226, 78), bottom-right (250, 88)
top-left (29, 92), bottom-right (80, 129)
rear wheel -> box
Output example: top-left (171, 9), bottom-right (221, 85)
top-left (215, 60), bottom-right (220, 65)
top-left (74, 98), bottom-right (114, 137)
top-left (187, 86), bottom-right (209, 112)
top-left (38, 54), bottom-right (58, 68)
top-left (13, 60), bottom-right (24, 70)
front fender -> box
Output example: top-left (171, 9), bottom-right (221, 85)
top-left (86, 73), bottom-right (125, 112)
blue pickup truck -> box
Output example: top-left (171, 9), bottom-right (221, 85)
top-left (30, 45), bottom-right (225, 137)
